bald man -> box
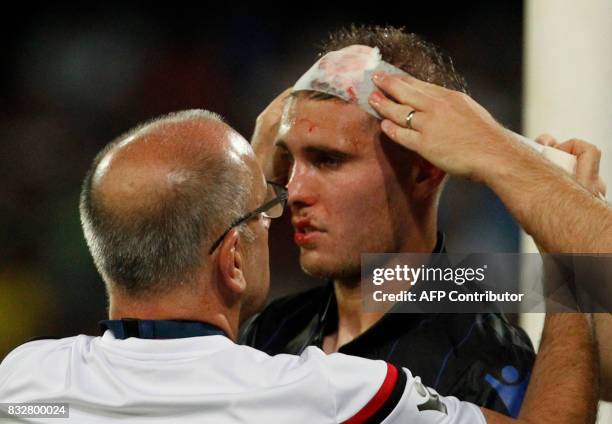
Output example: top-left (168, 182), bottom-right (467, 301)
top-left (0, 110), bottom-right (597, 423)
top-left (76, 110), bottom-right (270, 332)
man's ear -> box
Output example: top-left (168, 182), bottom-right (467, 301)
top-left (217, 229), bottom-right (247, 295)
top-left (414, 157), bottom-right (446, 198)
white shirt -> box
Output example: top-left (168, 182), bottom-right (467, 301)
top-left (0, 331), bottom-right (485, 423)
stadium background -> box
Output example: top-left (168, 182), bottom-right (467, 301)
top-left (1, 3), bottom-right (523, 357)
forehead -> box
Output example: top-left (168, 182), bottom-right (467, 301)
top-left (280, 96), bottom-right (378, 153)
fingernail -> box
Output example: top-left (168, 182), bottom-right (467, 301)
top-left (369, 92), bottom-right (382, 103)
top-left (373, 72), bottom-right (383, 81)
top-left (381, 120), bottom-right (391, 131)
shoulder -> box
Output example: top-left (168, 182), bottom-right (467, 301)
top-left (240, 285), bottom-right (328, 349)
top-left (0, 335), bottom-right (93, 400)
top-left (1, 336), bottom-right (82, 364)
top-left (430, 313), bottom-right (534, 352)
top-left (465, 313), bottom-right (535, 356)
top-left (437, 313), bottom-right (535, 391)
top-left (437, 313), bottom-right (536, 374)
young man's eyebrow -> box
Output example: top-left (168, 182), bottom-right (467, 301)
top-left (303, 145), bottom-right (351, 159)
top-left (275, 139), bottom-right (352, 159)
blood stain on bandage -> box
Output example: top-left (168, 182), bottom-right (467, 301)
top-left (347, 86), bottom-right (357, 100)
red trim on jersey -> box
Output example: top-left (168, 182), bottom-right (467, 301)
top-left (342, 363), bottom-right (399, 424)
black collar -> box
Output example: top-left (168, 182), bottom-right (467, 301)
top-left (99, 319), bottom-right (227, 340)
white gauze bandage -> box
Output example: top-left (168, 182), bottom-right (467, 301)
top-left (293, 45), bottom-right (407, 119)
top-left (293, 44), bottom-right (576, 174)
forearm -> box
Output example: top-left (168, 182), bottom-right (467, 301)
top-left (481, 140), bottom-right (612, 254)
top-left (250, 87), bottom-right (293, 183)
top-left (594, 313), bottom-right (612, 401)
top-left (521, 313), bottom-right (597, 423)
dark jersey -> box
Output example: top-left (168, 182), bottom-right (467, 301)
top-left (242, 281), bottom-right (535, 417)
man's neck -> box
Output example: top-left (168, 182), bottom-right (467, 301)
top-left (109, 290), bottom-right (238, 341)
top-left (322, 232), bottom-right (438, 354)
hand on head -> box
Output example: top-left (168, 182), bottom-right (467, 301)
top-left (368, 72), bottom-right (508, 182)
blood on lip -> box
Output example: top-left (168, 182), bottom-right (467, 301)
top-left (293, 219), bottom-right (321, 246)
top-left (294, 230), bottom-right (319, 246)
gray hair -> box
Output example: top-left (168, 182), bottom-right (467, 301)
top-left (80, 109), bottom-right (254, 297)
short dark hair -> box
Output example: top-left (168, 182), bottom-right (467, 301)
top-left (320, 24), bottom-right (468, 93)
top-left (80, 110), bottom-right (253, 297)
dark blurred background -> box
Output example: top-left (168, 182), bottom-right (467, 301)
top-left (1, 3), bottom-right (524, 358)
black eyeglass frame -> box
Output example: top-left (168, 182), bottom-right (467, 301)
top-left (208, 181), bottom-right (287, 254)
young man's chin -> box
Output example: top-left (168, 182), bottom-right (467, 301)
top-left (300, 253), bottom-right (360, 282)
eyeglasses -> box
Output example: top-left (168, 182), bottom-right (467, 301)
top-left (208, 181), bottom-right (288, 254)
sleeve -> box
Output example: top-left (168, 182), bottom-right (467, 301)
top-left (380, 367), bottom-right (487, 424)
top-left (322, 351), bottom-right (486, 424)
